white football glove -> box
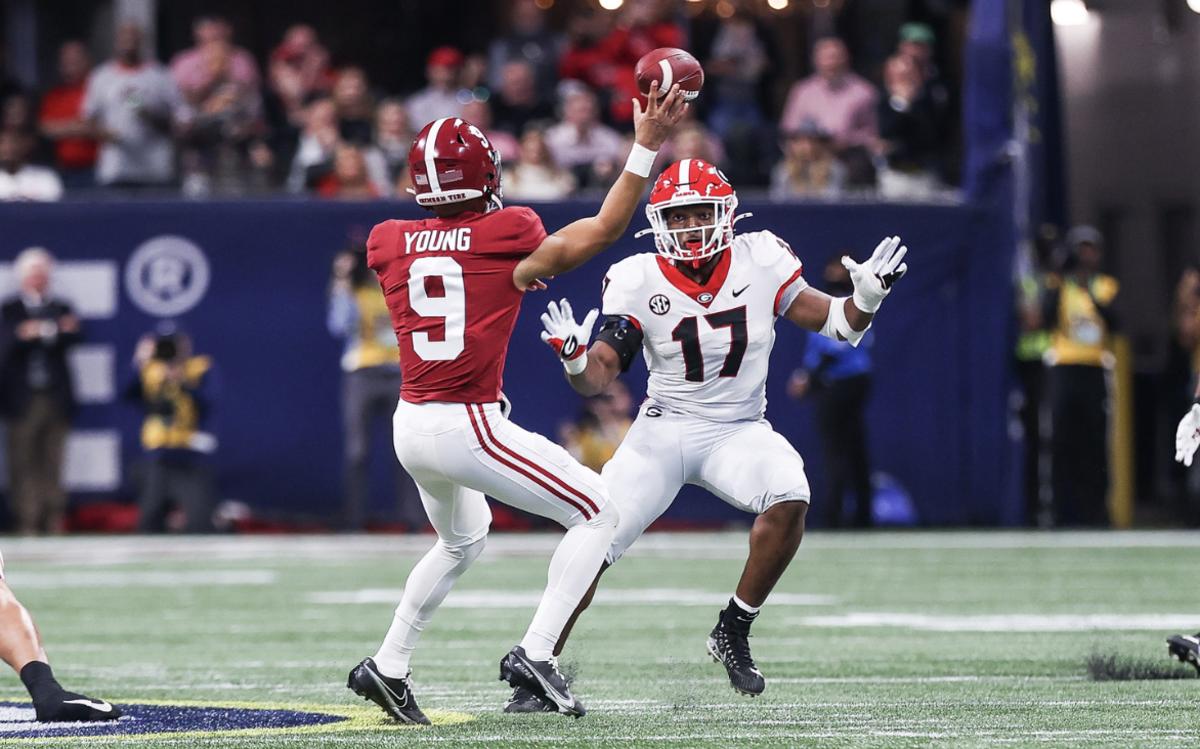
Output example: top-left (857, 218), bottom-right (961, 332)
top-left (1175, 404), bottom-right (1200, 467)
top-left (843, 235), bottom-right (908, 314)
top-left (540, 299), bottom-right (599, 376)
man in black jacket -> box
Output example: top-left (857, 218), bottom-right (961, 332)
top-left (0, 248), bottom-right (80, 534)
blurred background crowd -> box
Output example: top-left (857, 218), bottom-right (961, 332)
top-left (0, 0), bottom-right (965, 202)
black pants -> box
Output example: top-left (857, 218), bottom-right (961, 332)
top-left (815, 374), bottom-right (872, 528)
top-left (1015, 359), bottom-right (1049, 526)
top-left (342, 367), bottom-right (421, 530)
top-left (138, 455), bottom-right (216, 533)
top-left (1050, 365), bottom-right (1110, 527)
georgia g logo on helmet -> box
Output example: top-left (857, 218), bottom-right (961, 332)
top-left (635, 159), bottom-right (745, 266)
top-left (408, 117), bottom-right (503, 210)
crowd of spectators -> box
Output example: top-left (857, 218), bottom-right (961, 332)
top-left (0, 2), bottom-right (959, 203)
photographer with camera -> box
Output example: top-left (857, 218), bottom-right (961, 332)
top-left (0, 248), bottom-right (81, 534)
top-left (127, 323), bottom-right (217, 533)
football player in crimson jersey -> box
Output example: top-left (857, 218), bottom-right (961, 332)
top-left (523, 159), bottom-right (907, 706)
top-left (345, 82), bottom-right (688, 723)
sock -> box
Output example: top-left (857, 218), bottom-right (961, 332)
top-left (372, 537), bottom-right (484, 678)
top-left (723, 596), bottom-right (760, 632)
top-left (732, 594), bottom-right (761, 616)
top-left (19, 662), bottom-right (61, 704)
top-left (520, 506), bottom-right (617, 661)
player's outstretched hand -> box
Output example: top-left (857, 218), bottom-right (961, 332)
top-left (842, 235), bottom-right (908, 314)
top-left (540, 299), bottom-right (599, 376)
top-left (1175, 404), bottom-right (1200, 467)
top-left (632, 81), bottom-right (689, 151)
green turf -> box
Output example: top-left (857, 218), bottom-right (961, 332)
top-left (2, 532), bottom-right (1198, 747)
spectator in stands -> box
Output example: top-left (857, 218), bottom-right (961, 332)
top-left (332, 67), bottom-right (374, 145)
top-left (490, 60), bottom-right (555, 137)
top-left (37, 41), bottom-right (98, 188)
top-left (896, 22), bottom-right (951, 132)
top-left (505, 123), bottom-right (575, 200)
top-left (0, 248), bottom-right (80, 535)
top-left (371, 98), bottom-right (413, 184)
top-left (875, 53), bottom-right (942, 200)
top-left (268, 25), bottom-right (333, 128)
top-left (406, 47), bottom-right (465, 127)
top-left (788, 256), bottom-right (874, 528)
top-left (488, 0), bottom-right (563, 96)
top-left (83, 21), bottom-right (189, 191)
top-left (171, 16), bottom-right (260, 109)
top-left (461, 98), bottom-right (519, 164)
top-left (700, 5), bottom-right (774, 184)
top-left (770, 121), bottom-right (846, 200)
top-left (560, 380), bottom-right (634, 473)
top-left (780, 37), bottom-right (878, 153)
top-left (327, 247), bottom-right (422, 531)
top-left (0, 131), bottom-right (63, 201)
top-left (557, 7), bottom-right (617, 97)
top-left (1043, 226), bottom-right (1119, 527)
top-left (657, 120), bottom-right (726, 172)
top-left (177, 38), bottom-right (266, 198)
top-left (316, 143), bottom-right (382, 200)
top-left (545, 85), bottom-right (624, 189)
top-left (286, 96), bottom-right (339, 192)
top-left (1, 92), bottom-right (37, 134)
top-left (128, 324), bottom-right (217, 533)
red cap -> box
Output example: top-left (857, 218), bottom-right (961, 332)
top-left (427, 46), bottom-right (464, 69)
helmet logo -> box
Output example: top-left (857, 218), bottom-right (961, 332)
top-left (649, 294), bottom-right (671, 315)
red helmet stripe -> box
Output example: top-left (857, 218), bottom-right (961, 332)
top-left (423, 117), bottom-right (450, 192)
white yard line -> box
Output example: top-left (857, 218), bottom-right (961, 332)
top-left (307, 587), bottom-right (835, 607)
top-left (784, 612), bottom-right (1200, 632)
top-left (3, 569), bottom-right (276, 587)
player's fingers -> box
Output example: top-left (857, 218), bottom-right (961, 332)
top-left (540, 330), bottom-right (552, 344)
top-left (881, 245), bottom-right (908, 276)
top-left (1187, 451), bottom-right (1195, 468)
top-left (560, 298), bottom-right (574, 322)
top-left (658, 84), bottom-right (680, 116)
top-left (631, 95), bottom-right (643, 119)
top-left (841, 256), bottom-right (859, 273)
top-left (872, 235), bottom-right (899, 265)
top-left (645, 81), bottom-right (660, 114)
top-left (582, 308), bottom-right (600, 333)
top-left (540, 312), bottom-right (554, 331)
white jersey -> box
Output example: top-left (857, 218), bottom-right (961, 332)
top-left (602, 230), bottom-right (807, 422)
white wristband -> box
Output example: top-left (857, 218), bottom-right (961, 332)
top-left (563, 351), bottom-right (588, 376)
top-left (624, 144), bottom-right (658, 178)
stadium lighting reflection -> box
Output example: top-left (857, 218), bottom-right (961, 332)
top-left (598, 0), bottom-right (624, 9)
top-left (1051, 0), bottom-right (1090, 25)
top-left (1189, 0), bottom-right (1200, 14)
top-left (768, 0), bottom-right (789, 9)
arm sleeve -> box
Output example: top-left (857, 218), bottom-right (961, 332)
top-left (594, 316), bottom-right (643, 373)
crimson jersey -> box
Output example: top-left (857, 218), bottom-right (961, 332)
top-left (367, 206), bottom-right (548, 404)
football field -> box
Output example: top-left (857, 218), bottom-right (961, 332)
top-left (1, 531), bottom-right (1197, 747)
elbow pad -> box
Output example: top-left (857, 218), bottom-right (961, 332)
top-left (819, 297), bottom-right (870, 347)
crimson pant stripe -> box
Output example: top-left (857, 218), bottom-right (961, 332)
top-left (475, 404), bottom-right (602, 516)
top-left (464, 405), bottom-right (592, 519)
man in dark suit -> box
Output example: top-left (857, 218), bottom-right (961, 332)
top-left (0, 248), bottom-right (80, 534)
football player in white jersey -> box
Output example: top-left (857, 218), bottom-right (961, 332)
top-left (510, 158), bottom-right (907, 708)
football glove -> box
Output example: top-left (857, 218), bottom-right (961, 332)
top-left (1175, 403), bottom-right (1200, 467)
top-left (843, 235), bottom-right (908, 314)
top-left (540, 299), bottom-right (598, 376)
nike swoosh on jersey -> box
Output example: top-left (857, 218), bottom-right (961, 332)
top-left (63, 699), bottom-right (114, 713)
top-left (732, 285), bottom-right (750, 297)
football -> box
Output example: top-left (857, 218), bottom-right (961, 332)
top-left (635, 47), bottom-right (704, 102)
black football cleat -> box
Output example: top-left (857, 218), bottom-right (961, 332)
top-left (1167, 632), bottom-right (1200, 673)
top-left (347, 657), bottom-right (431, 725)
top-left (498, 646), bottom-right (585, 717)
top-left (503, 685), bottom-right (557, 714)
top-left (707, 603), bottom-right (766, 696)
top-left (34, 691), bottom-right (121, 722)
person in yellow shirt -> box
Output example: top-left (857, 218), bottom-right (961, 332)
top-left (328, 246), bottom-right (421, 531)
top-left (560, 381), bottom-right (634, 474)
top-left (1042, 226), bottom-right (1119, 526)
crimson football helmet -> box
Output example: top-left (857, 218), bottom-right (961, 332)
top-left (408, 117), bottom-right (503, 209)
top-left (636, 158), bottom-right (746, 264)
